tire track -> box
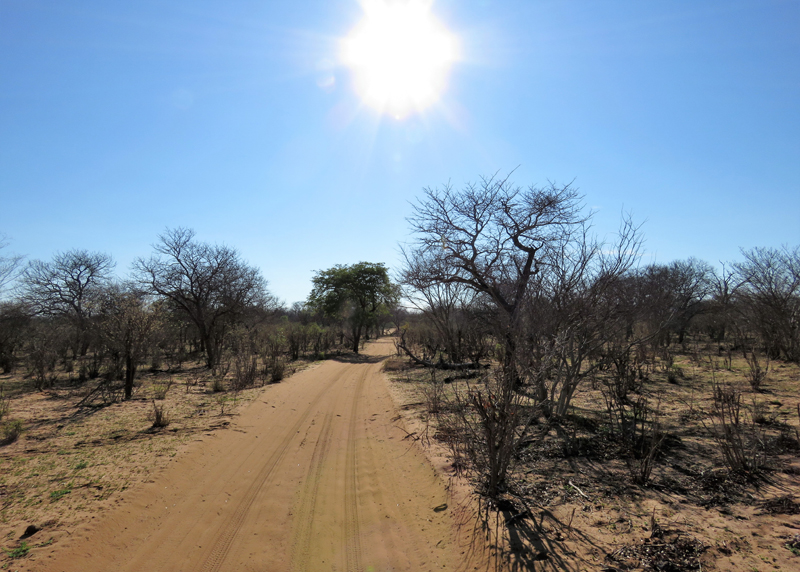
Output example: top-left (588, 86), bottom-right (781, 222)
top-left (199, 370), bottom-right (345, 572)
top-left (42, 339), bottom-right (468, 572)
top-left (289, 407), bottom-right (335, 571)
top-left (344, 367), bottom-right (367, 572)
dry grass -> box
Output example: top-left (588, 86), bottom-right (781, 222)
top-left (386, 341), bottom-right (800, 572)
top-left (0, 357), bottom-right (316, 562)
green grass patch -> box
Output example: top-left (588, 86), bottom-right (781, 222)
top-left (3, 540), bottom-right (30, 559)
top-left (49, 485), bottom-right (72, 502)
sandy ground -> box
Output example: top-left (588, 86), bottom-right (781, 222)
top-left (27, 339), bottom-right (485, 572)
top-left (384, 353), bottom-right (800, 572)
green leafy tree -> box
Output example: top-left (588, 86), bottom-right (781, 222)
top-left (308, 262), bottom-right (398, 354)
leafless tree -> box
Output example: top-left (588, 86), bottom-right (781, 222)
top-left (734, 245), bottom-right (800, 362)
top-left (400, 251), bottom-right (490, 367)
top-left (518, 221), bottom-right (644, 417)
top-left (0, 302), bottom-right (31, 373)
top-left (0, 234), bottom-right (23, 295)
top-left (402, 174), bottom-right (644, 496)
top-left (405, 175), bottom-right (587, 385)
top-left (18, 249), bottom-right (114, 355)
top-left (404, 174), bottom-right (641, 390)
top-left (706, 261), bottom-right (741, 345)
top-left (134, 228), bottom-right (273, 369)
top-left (664, 258), bottom-right (714, 344)
top-left (96, 284), bottom-right (164, 400)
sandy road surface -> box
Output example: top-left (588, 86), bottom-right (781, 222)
top-left (37, 339), bottom-right (472, 572)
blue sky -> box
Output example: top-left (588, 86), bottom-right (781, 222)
top-left (1, 0), bottom-right (798, 305)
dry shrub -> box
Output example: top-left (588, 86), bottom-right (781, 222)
top-left (744, 349), bottom-right (769, 391)
top-left (602, 386), bottom-right (666, 485)
top-left (270, 359), bottom-right (285, 383)
top-left (382, 357), bottom-right (406, 373)
top-left (233, 354), bottom-right (259, 389)
top-left (420, 369), bottom-right (445, 415)
top-left (152, 378), bottom-right (173, 400)
top-left (77, 377), bottom-right (125, 407)
top-left (1, 419), bottom-right (23, 445)
top-left (214, 394), bottom-right (229, 415)
top-left (607, 348), bottom-right (643, 401)
top-left (211, 376), bottom-right (226, 393)
top-left (184, 373), bottom-right (199, 393)
top-left (0, 383), bottom-right (8, 423)
top-left (759, 495), bottom-right (800, 515)
top-left (707, 383), bottom-right (765, 474)
top-left (149, 400), bottom-right (171, 428)
top-left (439, 369), bottom-right (538, 498)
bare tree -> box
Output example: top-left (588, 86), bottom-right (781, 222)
top-left (405, 175), bottom-right (585, 385)
top-left (518, 221), bottom-right (644, 417)
top-left (402, 174), bottom-right (644, 497)
top-left (404, 174), bottom-right (640, 388)
top-left (644, 258), bottom-right (713, 345)
top-left (0, 302), bottom-right (30, 373)
top-left (400, 251), bottom-right (489, 367)
top-left (707, 261), bottom-right (741, 344)
top-left (18, 249), bottom-right (114, 355)
top-left (134, 228), bottom-right (273, 369)
top-left (734, 245), bottom-right (800, 362)
top-left (0, 234), bottom-right (23, 295)
top-left (97, 284), bottom-right (164, 400)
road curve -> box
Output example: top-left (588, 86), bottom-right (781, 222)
top-left (37, 339), bottom-right (465, 572)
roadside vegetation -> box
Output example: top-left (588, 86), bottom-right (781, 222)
top-left (388, 174), bottom-right (800, 570)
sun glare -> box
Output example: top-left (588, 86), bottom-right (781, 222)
top-left (341, 0), bottom-right (458, 118)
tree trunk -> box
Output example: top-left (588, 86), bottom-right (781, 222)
top-left (124, 353), bottom-right (136, 400)
top-left (502, 331), bottom-right (520, 389)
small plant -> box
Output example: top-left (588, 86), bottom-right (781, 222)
top-left (724, 347), bottom-right (733, 371)
top-left (184, 373), bottom-right (199, 393)
top-left (0, 383), bottom-right (9, 424)
top-left (149, 400), bottom-right (171, 428)
top-left (74, 459), bottom-right (88, 470)
top-left (667, 366), bottom-right (684, 384)
top-left (744, 349), bottom-right (769, 391)
top-left (1, 419), bottom-right (23, 445)
top-left (212, 357), bottom-right (231, 381)
top-left (420, 369), bottom-right (445, 415)
top-left (152, 378), bottom-right (173, 400)
top-left (233, 354), bottom-right (259, 390)
top-left (751, 398), bottom-right (778, 425)
top-left (49, 485), bottom-right (72, 502)
top-left (603, 388), bottom-right (666, 485)
top-left (214, 394), bottom-right (229, 416)
top-left (211, 376), bottom-right (226, 393)
top-left (707, 383), bottom-right (765, 474)
top-left (3, 540), bottom-right (31, 559)
top-left (786, 533), bottom-right (800, 555)
top-left (270, 359), bottom-right (285, 383)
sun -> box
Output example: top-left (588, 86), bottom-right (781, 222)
top-left (341, 0), bottom-right (458, 118)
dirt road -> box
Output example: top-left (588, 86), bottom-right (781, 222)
top-left (38, 339), bottom-right (474, 572)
